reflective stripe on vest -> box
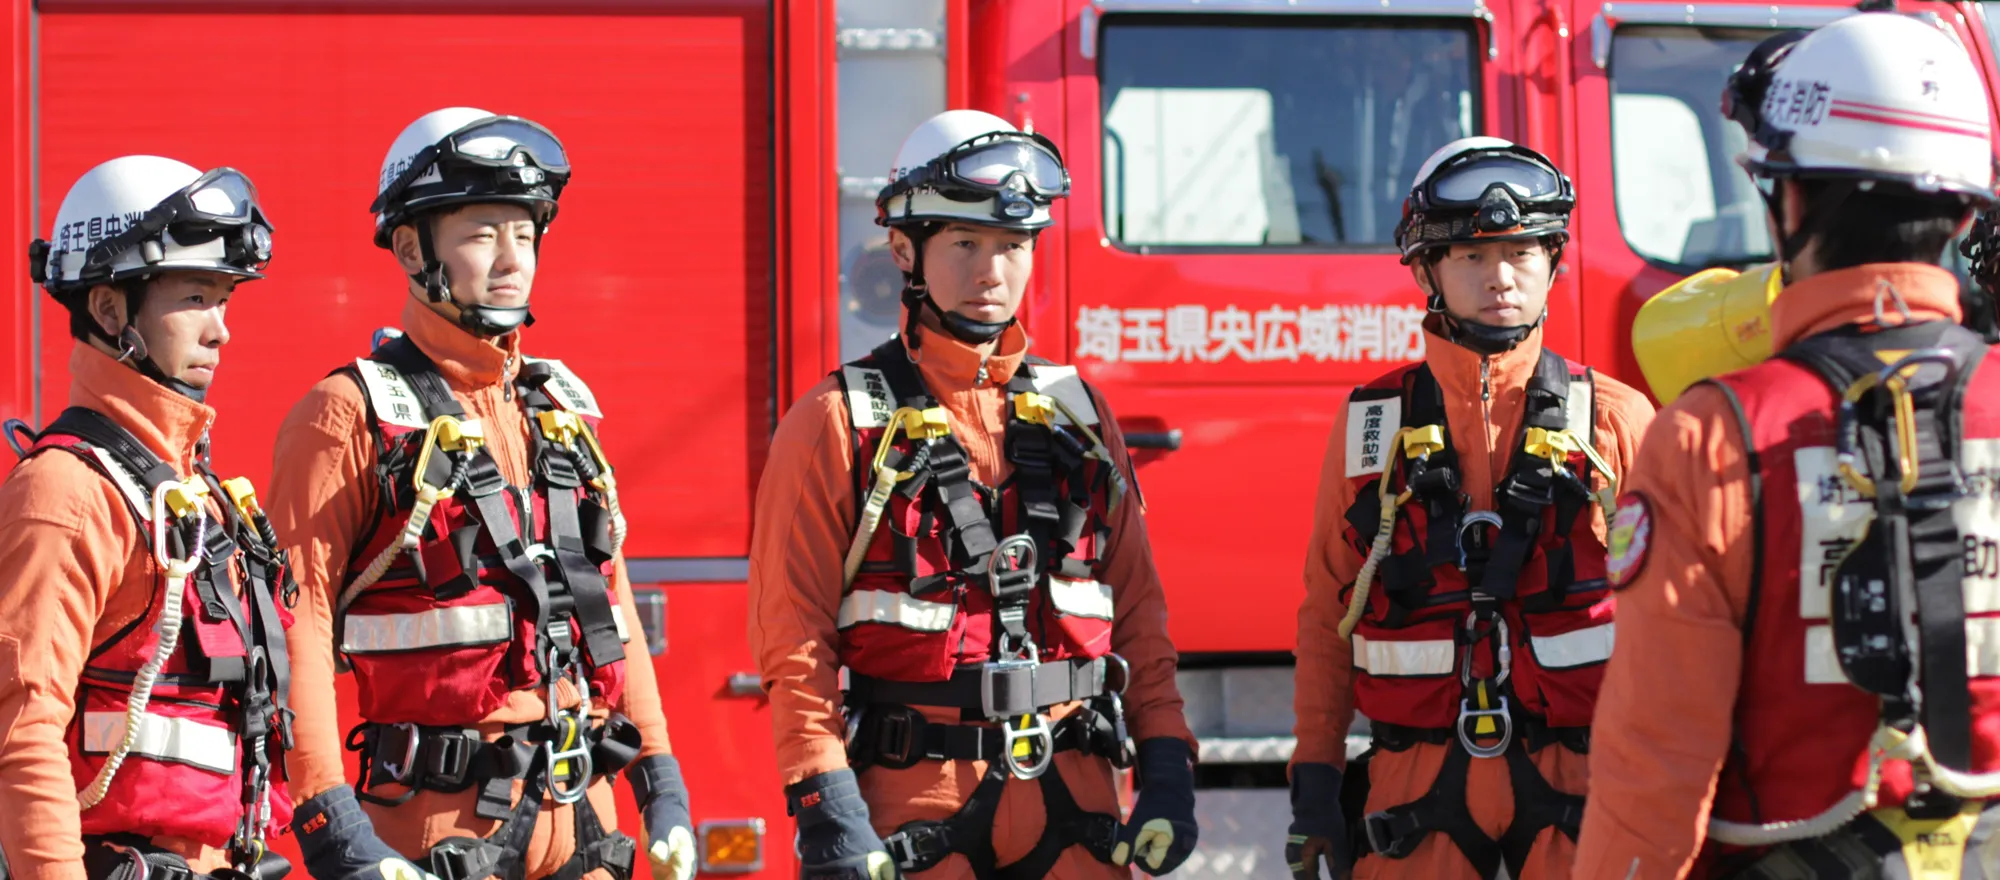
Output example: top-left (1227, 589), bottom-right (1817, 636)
top-left (1528, 623), bottom-right (1616, 670)
top-left (82, 711), bottom-right (236, 774)
top-left (1350, 634), bottom-right (1456, 677)
top-left (341, 604), bottom-right (513, 654)
top-left (837, 589), bottom-right (955, 632)
top-left (1049, 576), bottom-right (1113, 620)
top-left (1796, 440), bottom-right (2000, 679)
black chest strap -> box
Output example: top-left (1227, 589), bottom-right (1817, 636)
top-left (1780, 320), bottom-right (1987, 776)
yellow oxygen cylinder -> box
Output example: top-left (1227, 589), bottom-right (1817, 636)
top-left (1630, 262), bottom-right (1784, 404)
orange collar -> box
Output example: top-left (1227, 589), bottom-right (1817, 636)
top-left (66, 344), bottom-right (216, 472)
top-left (1770, 263), bottom-right (1964, 349)
top-left (1421, 318), bottom-right (1548, 404)
top-left (402, 296), bottom-right (523, 390)
top-left (899, 311), bottom-right (1030, 392)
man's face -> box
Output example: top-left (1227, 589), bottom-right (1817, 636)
top-left (395, 203), bottom-right (539, 309)
top-left (93, 271), bottom-right (236, 389)
top-left (1418, 239), bottom-right (1554, 327)
top-left (892, 223), bottom-right (1036, 328)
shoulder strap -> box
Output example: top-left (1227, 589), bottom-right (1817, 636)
top-left (35, 407), bottom-right (181, 522)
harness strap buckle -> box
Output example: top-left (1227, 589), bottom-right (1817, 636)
top-left (883, 821), bottom-right (955, 874)
top-left (980, 650), bottom-right (1041, 720)
top-left (1362, 809), bottom-right (1426, 859)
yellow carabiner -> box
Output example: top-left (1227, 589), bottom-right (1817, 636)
top-left (537, 409), bottom-right (585, 447)
top-left (409, 415), bottom-right (483, 498)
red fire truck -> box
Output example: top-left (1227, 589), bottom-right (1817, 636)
top-left (3, 1), bottom-right (1998, 877)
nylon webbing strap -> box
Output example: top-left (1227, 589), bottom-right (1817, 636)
top-left (1404, 367), bottom-right (1464, 574)
top-left (42, 407), bottom-right (181, 506)
top-left (520, 376), bottom-right (624, 670)
top-left (870, 340), bottom-right (1000, 572)
top-left (1479, 351), bottom-right (1572, 603)
top-left (1781, 321), bottom-right (1987, 772)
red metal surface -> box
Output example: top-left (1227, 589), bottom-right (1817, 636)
top-left (35, 5), bottom-right (773, 560)
top-left (777, 0), bottom-right (838, 412)
top-left (1042, 0), bottom-right (1529, 652)
top-left (1, 0), bottom-right (27, 428)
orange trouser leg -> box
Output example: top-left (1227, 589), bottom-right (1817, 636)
top-left (1352, 742), bottom-right (1589, 880)
top-left (863, 750), bottom-right (1131, 880)
top-left (362, 777), bottom-right (622, 880)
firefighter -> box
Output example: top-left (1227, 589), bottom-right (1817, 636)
top-left (1288, 137), bottom-right (1657, 880)
top-left (746, 109), bottom-right (1198, 880)
top-left (266, 108), bottom-right (694, 880)
top-left (0, 156), bottom-right (294, 880)
top-left (1574, 14), bottom-right (2000, 878)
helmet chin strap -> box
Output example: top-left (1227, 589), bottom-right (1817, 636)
top-left (897, 226), bottom-right (1015, 347)
top-left (412, 218), bottom-right (534, 338)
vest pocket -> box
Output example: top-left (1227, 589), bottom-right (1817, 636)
top-left (343, 585), bottom-right (516, 725)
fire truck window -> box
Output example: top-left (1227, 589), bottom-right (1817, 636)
top-left (1098, 16), bottom-right (1479, 249)
top-left (1610, 26), bottom-right (1775, 269)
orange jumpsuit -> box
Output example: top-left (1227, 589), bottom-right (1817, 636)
top-left (1572, 264), bottom-right (1966, 879)
top-left (0, 346), bottom-right (246, 880)
top-left (1292, 323), bottom-right (1656, 879)
top-left (267, 298), bottom-right (673, 877)
top-left (746, 319), bottom-right (1195, 880)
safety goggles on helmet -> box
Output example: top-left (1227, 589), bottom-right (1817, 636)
top-left (1407, 145), bottom-right (1574, 217)
top-left (878, 131), bottom-right (1070, 221)
top-left (1720, 30), bottom-right (1810, 160)
top-left (371, 116), bottom-right (571, 216)
top-left (78, 167), bottom-right (273, 278)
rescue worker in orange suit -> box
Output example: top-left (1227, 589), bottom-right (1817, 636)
top-left (1288, 137), bottom-right (1657, 880)
top-left (267, 108), bottom-right (695, 880)
top-left (747, 109), bottom-right (1198, 880)
top-left (0, 157), bottom-right (293, 880)
top-left (1576, 14), bottom-right (2000, 879)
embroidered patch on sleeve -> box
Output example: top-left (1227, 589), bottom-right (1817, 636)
top-left (1607, 493), bottom-right (1653, 589)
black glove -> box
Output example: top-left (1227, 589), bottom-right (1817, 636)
top-left (292, 786), bottom-right (437, 880)
top-left (1113, 738), bottom-right (1199, 876)
top-left (1286, 762), bottom-right (1352, 880)
top-left (628, 755), bottom-right (696, 880)
top-left (787, 769), bottom-right (897, 880)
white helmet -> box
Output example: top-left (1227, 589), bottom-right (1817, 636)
top-left (371, 107), bottom-right (571, 248)
top-left (1726, 13), bottom-right (1993, 201)
top-left (372, 107), bottom-right (570, 336)
top-left (31, 155), bottom-right (272, 297)
top-left (875, 109), bottom-right (1069, 231)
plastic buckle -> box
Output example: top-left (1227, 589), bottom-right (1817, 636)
top-left (426, 731), bottom-right (476, 788)
top-left (884, 823), bottom-right (951, 873)
top-left (980, 647), bottom-right (1041, 720)
top-left (1001, 712), bottom-right (1056, 780)
top-left (1362, 811), bottom-right (1420, 858)
top-left (870, 706), bottom-right (921, 770)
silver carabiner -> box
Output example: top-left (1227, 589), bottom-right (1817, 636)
top-left (1000, 712), bottom-right (1056, 780)
top-left (542, 646), bottom-right (595, 804)
top-left (378, 722), bottom-right (420, 782)
top-left (1457, 611), bottom-right (1511, 689)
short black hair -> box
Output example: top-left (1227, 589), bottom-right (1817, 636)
top-left (1796, 179), bottom-right (1970, 270)
top-left (63, 277), bottom-right (149, 342)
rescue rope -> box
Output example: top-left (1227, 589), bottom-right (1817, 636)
top-left (79, 480), bottom-right (209, 810)
top-left (843, 409), bottom-right (927, 589)
top-left (1707, 721), bottom-right (1923, 845)
top-left (1338, 429), bottom-right (1416, 640)
top-left (335, 458), bottom-right (465, 622)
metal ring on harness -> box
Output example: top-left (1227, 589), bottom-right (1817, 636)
top-left (1457, 510), bottom-right (1503, 572)
top-left (544, 647), bottom-right (595, 805)
top-left (988, 533), bottom-right (1039, 596)
top-left (1456, 611), bottom-right (1514, 759)
top-left (378, 722), bottom-right (422, 782)
top-left (1000, 712), bottom-right (1057, 781)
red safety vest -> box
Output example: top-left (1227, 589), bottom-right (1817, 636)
top-left (1705, 320), bottom-right (2000, 844)
top-left (1340, 350), bottom-right (1616, 731)
top-left (336, 339), bottom-right (628, 726)
top-left (26, 408), bottom-right (293, 849)
top-left (834, 341), bottom-right (1116, 683)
